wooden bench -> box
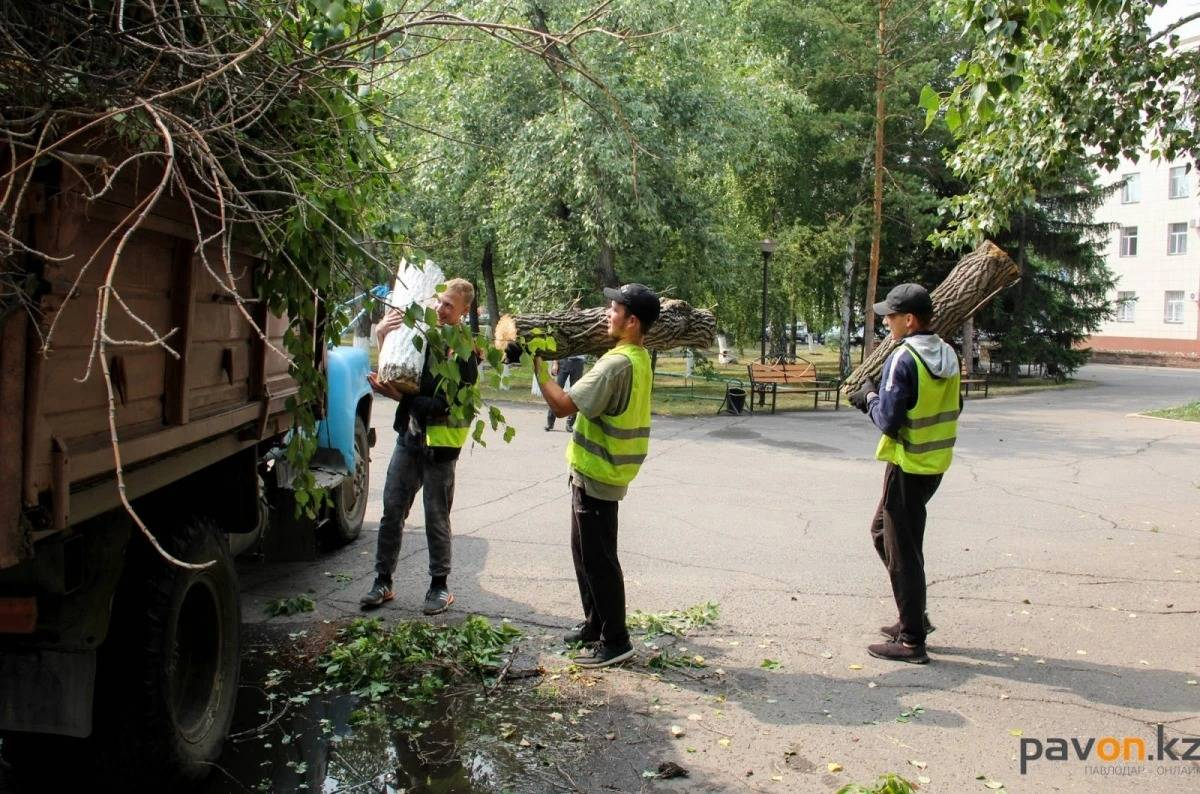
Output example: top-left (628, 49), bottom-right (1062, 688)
top-left (960, 367), bottom-right (989, 398)
top-left (746, 359), bottom-right (841, 413)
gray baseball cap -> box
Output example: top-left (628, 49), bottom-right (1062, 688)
top-left (873, 283), bottom-right (933, 316)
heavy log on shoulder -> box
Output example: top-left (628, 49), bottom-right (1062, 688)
top-left (494, 299), bottom-right (716, 359)
top-left (842, 241), bottom-right (1019, 394)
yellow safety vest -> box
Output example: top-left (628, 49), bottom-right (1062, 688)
top-left (426, 411), bottom-right (471, 448)
top-left (875, 344), bottom-right (960, 475)
top-left (566, 343), bottom-right (652, 487)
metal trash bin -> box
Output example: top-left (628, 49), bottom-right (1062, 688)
top-left (720, 384), bottom-right (747, 415)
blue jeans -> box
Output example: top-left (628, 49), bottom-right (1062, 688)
top-left (373, 443), bottom-right (456, 582)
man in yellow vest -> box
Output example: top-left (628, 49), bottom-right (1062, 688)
top-left (531, 283), bottom-right (660, 668)
top-left (361, 279), bottom-right (477, 615)
top-left (849, 283), bottom-right (961, 664)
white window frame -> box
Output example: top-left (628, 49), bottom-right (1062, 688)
top-left (1164, 291), bottom-right (1185, 324)
top-left (1167, 222), bottom-right (1188, 255)
top-left (1168, 165), bottom-right (1190, 199)
top-left (1121, 173), bottom-right (1141, 204)
top-left (1119, 226), bottom-right (1138, 257)
top-left (1116, 291), bottom-right (1136, 322)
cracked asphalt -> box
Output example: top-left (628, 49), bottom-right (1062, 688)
top-left (240, 363), bottom-right (1200, 792)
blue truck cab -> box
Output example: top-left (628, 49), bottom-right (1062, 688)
top-left (310, 342), bottom-right (374, 546)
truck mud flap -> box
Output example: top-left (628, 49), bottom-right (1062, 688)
top-left (0, 648), bottom-right (96, 737)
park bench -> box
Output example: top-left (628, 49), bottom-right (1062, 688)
top-left (746, 359), bottom-right (841, 413)
top-left (960, 366), bottom-right (989, 398)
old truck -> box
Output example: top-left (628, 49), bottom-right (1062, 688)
top-left (0, 158), bottom-right (373, 782)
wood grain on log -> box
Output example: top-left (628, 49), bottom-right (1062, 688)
top-left (842, 241), bottom-right (1019, 394)
top-left (493, 299), bottom-right (716, 359)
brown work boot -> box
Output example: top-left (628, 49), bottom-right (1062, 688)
top-left (867, 639), bottom-right (929, 665)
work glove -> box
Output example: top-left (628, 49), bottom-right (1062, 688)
top-left (849, 376), bottom-right (877, 414)
top-left (503, 341), bottom-right (525, 365)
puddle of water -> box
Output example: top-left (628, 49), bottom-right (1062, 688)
top-left (204, 642), bottom-right (575, 793)
top-left (706, 427), bottom-right (761, 440)
top-left (757, 438), bottom-right (841, 454)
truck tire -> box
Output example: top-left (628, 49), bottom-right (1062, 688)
top-left (322, 417), bottom-right (369, 546)
top-left (100, 516), bottom-right (241, 785)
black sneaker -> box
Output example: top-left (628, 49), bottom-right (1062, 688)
top-left (574, 641), bottom-right (634, 669)
top-left (359, 580), bottom-right (394, 609)
top-left (879, 614), bottom-right (936, 641)
top-left (563, 622), bottom-right (601, 645)
top-left (867, 639), bottom-right (929, 665)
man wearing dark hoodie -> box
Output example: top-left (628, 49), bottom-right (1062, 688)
top-left (849, 284), bottom-right (961, 664)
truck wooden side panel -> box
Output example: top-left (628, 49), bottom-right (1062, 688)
top-left (1, 160), bottom-right (304, 565)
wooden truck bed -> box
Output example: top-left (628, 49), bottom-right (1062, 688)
top-left (0, 161), bottom-right (304, 568)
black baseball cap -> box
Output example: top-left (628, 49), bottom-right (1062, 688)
top-left (873, 283), bottom-right (933, 316)
top-left (603, 283), bottom-right (661, 326)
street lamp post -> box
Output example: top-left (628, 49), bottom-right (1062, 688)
top-left (759, 238), bottom-right (776, 364)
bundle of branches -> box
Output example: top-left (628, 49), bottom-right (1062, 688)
top-left (0, 1), bottom-right (626, 553)
top-left (493, 298), bottom-right (717, 358)
top-left (0, 2), bottom-right (625, 330)
top-left (842, 241), bottom-right (1020, 393)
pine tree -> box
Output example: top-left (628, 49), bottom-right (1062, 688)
top-left (976, 161), bottom-right (1116, 381)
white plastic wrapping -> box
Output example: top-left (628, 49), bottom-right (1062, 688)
top-left (377, 258), bottom-right (445, 394)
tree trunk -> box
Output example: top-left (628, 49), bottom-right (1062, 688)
top-left (1008, 213), bottom-right (1029, 384)
top-left (863, 0), bottom-right (892, 355)
top-left (480, 239), bottom-right (501, 331)
top-left (595, 240), bottom-right (619, 289)
top-left (839, 237), bottom-right (856, 379)
top-left (961, 317), bottom-right (974, 375)
top-left (468, 294), bottom-right (480, 334)
top-left (494, 299), bottom-right (716, 358)
top-left (842, 241), bottom-right (1020, 393)
top-left (789, 303), bottom-right (798, 360)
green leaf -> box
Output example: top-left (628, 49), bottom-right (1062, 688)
top-left (946, 106), bottom-right (963, 133)
top-left (918, 85), bottom-right (939, 113)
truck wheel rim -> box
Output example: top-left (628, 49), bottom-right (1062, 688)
top-left (171, 578), bottom-right (221, 739)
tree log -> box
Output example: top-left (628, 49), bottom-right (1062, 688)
top-left (842, 241), bottom-right (1019, 394)
top-left (493, 299), bottom-right (716, 359)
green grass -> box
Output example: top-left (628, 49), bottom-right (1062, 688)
top-left (1142, 400), bottom-right (1200, 422)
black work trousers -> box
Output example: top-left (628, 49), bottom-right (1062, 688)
top-left (570, 484), bottom-right (629, 647)
top-left (870, 462), bottom-right (942, 645)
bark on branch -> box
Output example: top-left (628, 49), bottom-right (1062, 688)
top-left (842, 240), bottom-right (1019, 393)
top-left (493, 299), bottom-right (716, 358)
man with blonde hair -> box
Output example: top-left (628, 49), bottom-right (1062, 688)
top-left (362, 278), bottom-right (478, 614)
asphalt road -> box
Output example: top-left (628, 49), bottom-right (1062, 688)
top-left (240, 363), bottom-right (1200, 792)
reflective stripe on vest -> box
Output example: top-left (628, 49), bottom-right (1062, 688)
top-left (566, 343), bottom-right (652, 487)
top-left (426, 412), bottom-right (473, 449)
top-left (875, 344), bottom-right (960, 475)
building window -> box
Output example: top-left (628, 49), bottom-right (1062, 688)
top-left (1167, 222), bottom-right (1188, 255)
top-left (1121, 173), bottom-right (1141, 203)
top-left (1169, 165), bottom-right (1190, 199)
top-left (1116, 291), bottom-right (1136, 322)
top-left (1164, 291), bottom-right (1185, 324)
top-left (1119, 226), bottom-right (1138, 256)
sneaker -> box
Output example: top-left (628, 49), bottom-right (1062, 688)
top-left (565, 422), bottom-right (575, 432)
top-left (574, 641), bottom-right (634, 669)
top-left (422, 587), bottom-right (454, 615)
top-left (879, 615), bottom-right (936, 641)
top-left (563, 622), bottom-right (601, 645)
top-left (867, 639), bottom-right (929, 665)
top-left (545, 423), bottom-right (554, 431)
top-left (360, 580), bottom-right (394, 609)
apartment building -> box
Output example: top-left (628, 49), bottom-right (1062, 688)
top-left (1089, 154), bottom-right (1200, 360)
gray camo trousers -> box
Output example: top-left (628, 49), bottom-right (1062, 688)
top-left (373, 443), bottom-right (456, 583)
